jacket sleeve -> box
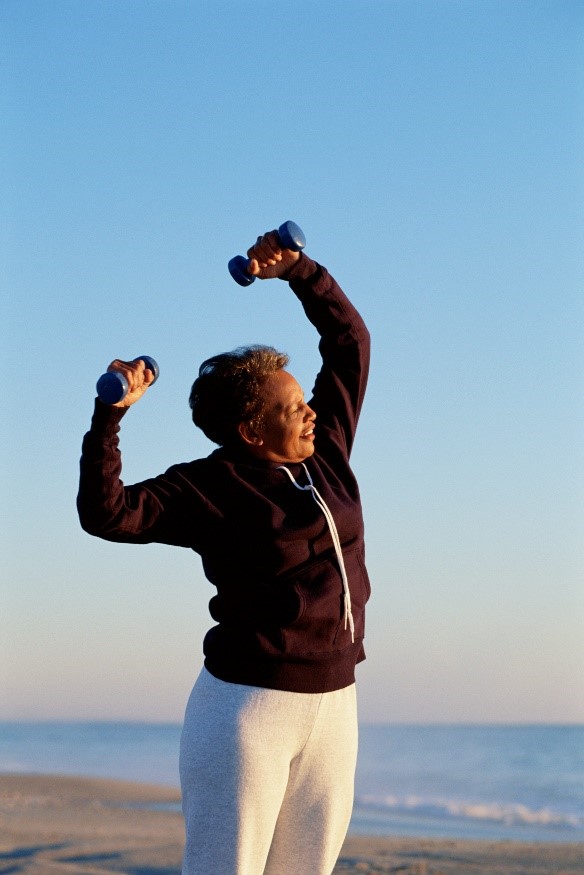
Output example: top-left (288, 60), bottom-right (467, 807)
top-left (77, 400), bottom-right (211, 548)
top-left (285, 254), bottom-right (370, 459)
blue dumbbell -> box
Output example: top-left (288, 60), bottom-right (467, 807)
top-left (96, 356), bottom-right (159, 404)
top-left (228, 221), bottom-right (306, 286)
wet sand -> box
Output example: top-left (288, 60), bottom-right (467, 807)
top-left (1, 774), bottom-right (582, 874)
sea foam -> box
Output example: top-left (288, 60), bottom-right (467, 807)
top-left (356, 793), bottom-right (583, 831)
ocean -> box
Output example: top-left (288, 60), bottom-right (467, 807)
top-left (1, 722), bottom-right (582, 844)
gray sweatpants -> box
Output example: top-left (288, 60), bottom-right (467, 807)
top-left (179, 667), bottom-right (358, 875)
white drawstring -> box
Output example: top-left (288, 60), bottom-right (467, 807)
top-left (277, 463), bottom-right (355, 643)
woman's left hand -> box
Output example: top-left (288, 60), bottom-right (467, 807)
top-left (246, 230), bottom-right (300, 280)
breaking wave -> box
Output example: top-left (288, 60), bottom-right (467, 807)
top-left (355, 794), bottom-right (583, 832)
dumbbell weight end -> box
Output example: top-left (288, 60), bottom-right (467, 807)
top-left (276, 220), bottom-right (306, 252)
top-left (227, 255), bottom-right (255, 287)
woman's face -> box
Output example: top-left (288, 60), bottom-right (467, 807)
top-left (243, 370), bottom-right (316, 464)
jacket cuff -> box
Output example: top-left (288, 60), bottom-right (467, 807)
top-left (279, 252), bottom-right (319, 282)
top-left (90, 397), bottom-right (128, 433)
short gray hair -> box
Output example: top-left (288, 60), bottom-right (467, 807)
top-left (189, 345), bottom-right (289, 446)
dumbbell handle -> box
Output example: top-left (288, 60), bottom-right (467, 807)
top-left (228, 220), bottom-right (306, 287)
top-left (96, 356), bottom-right (159, 404)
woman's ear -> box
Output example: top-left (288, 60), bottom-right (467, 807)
top-left (238, 421), bottom-right (264, 446)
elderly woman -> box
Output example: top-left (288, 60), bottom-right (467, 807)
top-left (77, 229), bottom-right (371, 875)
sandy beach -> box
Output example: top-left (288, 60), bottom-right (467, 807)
top-left (0, 774), bottom-right (582, 875)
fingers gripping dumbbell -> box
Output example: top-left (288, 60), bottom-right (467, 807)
top-left (96, 356), bottom-right (159, 404)
top-left (228, 221), bottom-right (306, 286)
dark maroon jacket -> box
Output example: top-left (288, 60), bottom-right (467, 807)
top-left (77, 255), bottom-right (371, 693)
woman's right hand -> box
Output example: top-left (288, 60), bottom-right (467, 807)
top-left (106, 358), bottom-right (157, 408)
top-left (246, 230), bottom-right (301, 281)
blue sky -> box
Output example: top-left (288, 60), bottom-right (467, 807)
top-left (2, 0), bottom-right (583, 723)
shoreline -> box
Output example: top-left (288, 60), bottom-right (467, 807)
top-left (1, 773), bottom-right (583, 874)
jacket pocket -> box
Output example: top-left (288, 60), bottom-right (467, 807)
top-left (280, 546), bottom-right (370, 656)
